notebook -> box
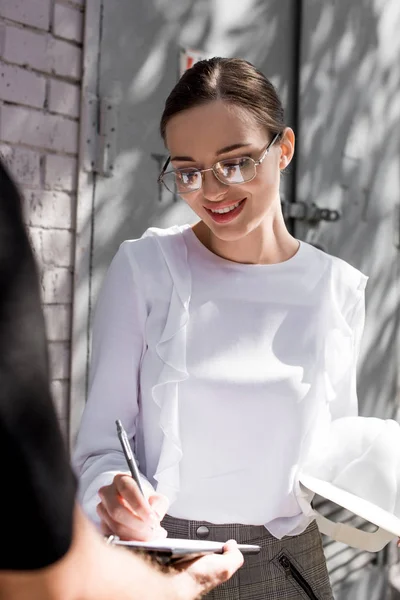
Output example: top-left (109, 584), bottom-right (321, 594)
top-left (106, 536), bottom-right (261, 565)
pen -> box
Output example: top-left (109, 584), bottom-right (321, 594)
top-left (116, 419), bottom-right (145, 497)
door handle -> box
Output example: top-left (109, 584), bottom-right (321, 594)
top-left (282, 201), bottom-right (341, 224)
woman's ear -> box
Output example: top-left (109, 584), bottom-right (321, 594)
top-left (279, 127), bottom-right (295, 170)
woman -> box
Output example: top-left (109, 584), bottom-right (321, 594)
top-left (74, 57), bottom-right (367, 599)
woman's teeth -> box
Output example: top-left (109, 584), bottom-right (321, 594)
top-left (210, 200), bottom-right (242, 214)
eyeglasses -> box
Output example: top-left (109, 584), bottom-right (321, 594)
top-left (157, 132), bottom-right (280, 194)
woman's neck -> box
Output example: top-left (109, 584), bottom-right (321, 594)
top-left (193, 213), bottom-right (299, 266)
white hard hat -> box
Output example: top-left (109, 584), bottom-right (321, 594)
top-left (298, 417), bottom-right (400, 552)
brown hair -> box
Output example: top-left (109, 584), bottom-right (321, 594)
top-left (160, 57), bottom-right (286, 142)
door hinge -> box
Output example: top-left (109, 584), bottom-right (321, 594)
top-left (282, 201), bottom-right (341, 224)
top-left (80, 88), bottom-right (118, 177)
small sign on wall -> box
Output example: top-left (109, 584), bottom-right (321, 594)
top-left (179, 47), bottom-right (213, 77)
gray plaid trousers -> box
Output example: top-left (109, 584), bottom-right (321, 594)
top-left (162, 515), bottom-right (333, 600)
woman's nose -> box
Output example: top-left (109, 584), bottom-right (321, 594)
top-left (202, 169), bottom-right (228, 202)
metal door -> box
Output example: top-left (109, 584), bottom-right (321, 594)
top-left (90, 0), bottom-right (298, 293)
top-left (296, 1), bottom-right (400, 598)
top-left (71, 0), bottom-right (299, 439)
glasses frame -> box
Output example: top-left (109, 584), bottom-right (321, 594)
top-left (157, 132), bottom-right (281, 194)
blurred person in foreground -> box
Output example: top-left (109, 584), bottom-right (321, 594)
top-left (0, 158), bottom-right (243, 600)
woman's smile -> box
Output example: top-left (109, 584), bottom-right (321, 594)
top-left (204, 198), bottom-right (247, 223)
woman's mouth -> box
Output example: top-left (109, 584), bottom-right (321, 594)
top-left (204, 198), bottom-right (246, 223)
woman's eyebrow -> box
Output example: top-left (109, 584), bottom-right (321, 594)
top-left (171, 143), bottom-right (253, 163)
top-left (215, 143), bottom-right (252, 156)
top-left (170, 154), bottom-right (195, 162)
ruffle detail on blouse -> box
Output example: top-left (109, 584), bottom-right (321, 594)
top-left (145, 228), bottom-right (191, 504)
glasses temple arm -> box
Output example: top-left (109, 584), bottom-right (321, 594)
top-left (157, 157), bottom-right (171, 182)
top-left (257, 132), bottom-right (281, 165)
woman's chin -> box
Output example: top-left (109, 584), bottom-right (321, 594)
top-left (207, 223), bottom-right (254, 244)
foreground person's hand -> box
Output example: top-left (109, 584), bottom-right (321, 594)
top-left (97, 473), bottom-right (169, 540)
top-left (0, 507), bottom-right (243, 600)
top-left (174, 540), bottom-right (244, 598)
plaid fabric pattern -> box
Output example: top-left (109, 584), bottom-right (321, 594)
top-left (162, 515), bottom-right (333, 599)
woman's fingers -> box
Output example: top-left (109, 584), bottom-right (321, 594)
top-left (97, 475), bottom-right (169, 540)
top-left (148, 493), bottom-right (170, 520)
top-left (114, 474), bottom-right (155, 520)
top-left (98, 485), bottom-right (140, 529)
top-left (96, 502), bottom-right (116, 535)
top-left (97, 500), bottom-right (165, 540)
top-left (97, 509), bottom-right (113, 537)
top-left (98, 493), bottom-right (156, 539)
top-left (99, 476), bottom-right (152, 522)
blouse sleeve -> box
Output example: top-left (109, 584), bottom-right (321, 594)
top-left (328, 282), bottom-right (367, 421)
top-left (73, 242), bottom-right (153, 525)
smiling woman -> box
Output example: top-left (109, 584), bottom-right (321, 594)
top-left (74, 57), bottom-right (368, 599)
top-left (158, 59), bottom-right (295, 261)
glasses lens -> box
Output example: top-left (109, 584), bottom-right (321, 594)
top-left (214, 157), bottom-right (255, 184)
top-left (161, 172), bottom-right (177, 194)
top-left (162, 169), bottom-right (202, 194)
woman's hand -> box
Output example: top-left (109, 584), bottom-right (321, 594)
top-left (97, 474), bottom-right (169, 541)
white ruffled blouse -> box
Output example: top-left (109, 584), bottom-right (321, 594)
top-left (73, 224), bottom-right (368, 539)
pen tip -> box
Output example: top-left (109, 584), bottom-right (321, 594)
top-left (115, 419), bottom-right (122, 431)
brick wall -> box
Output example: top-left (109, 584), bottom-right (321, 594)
top-left (0, 0), bottom-right (85, 439)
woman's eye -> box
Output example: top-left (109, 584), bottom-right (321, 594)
top-left (221, 158), bottom-right (248, 172)
top-left (221, 161), bottom-right (242, 175)
top-left (177, 171), bottom-right (199, 184)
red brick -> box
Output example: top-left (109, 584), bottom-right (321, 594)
top-left (42, 267), bottom-right (72, 303)
top-left (43, 304), bottom-right (70, 340)
top-left (24, 189), bottom-right (74, 228)
top-left (0, 104), bottom-right (79, 153)
top-left (49, 341), bottom-right (70, 379)
top-left (49, 79), bottom-right (80, 118)
top-left (0, 0), bottom-right (51, 31)
top-left (1, 24), bottom-right (82, 79)
top-left (0, 63), bottom-right (46, 108)
top-left (53, 3), bottom-right (83, 43)
top-left (41, 228), bottom-right (73, 267)
top-left (44, 154), bottom-right (77, 190)
top-left (0, 144), bottom-right (41, 186)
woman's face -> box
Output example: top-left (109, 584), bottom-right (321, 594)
top-left (164, 99), bottom-right (294, 242)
